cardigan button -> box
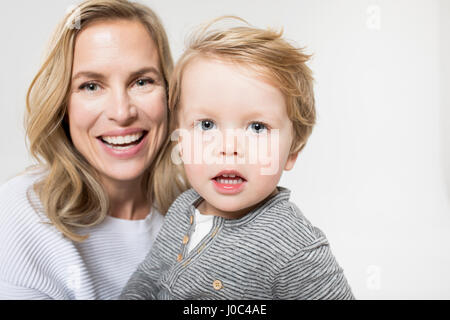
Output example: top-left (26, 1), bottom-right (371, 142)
top-left (182, 235), bottom-right (189, 244)
top-left (190, 215), bottom-right (194, 224)
top-left (213, 280), bottom-right (223, 290)
top-left (177, 254), bottom-right (183, 262)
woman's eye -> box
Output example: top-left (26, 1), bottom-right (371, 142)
top-left (196, 120), bottom-right (216, 131)
top-left (248, 122), bottom-right (267, 134)
top-left (80, 82), bottom-right (100, 93)
top-left (135, 78), bottom-right (155, 87)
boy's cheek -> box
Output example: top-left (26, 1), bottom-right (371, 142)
top-left (183, 163), bottom-right (208, 183)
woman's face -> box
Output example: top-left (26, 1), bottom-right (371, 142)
top-left (68, 19), bottom-right (167, 186)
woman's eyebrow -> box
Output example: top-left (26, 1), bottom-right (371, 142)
top-left (72, 71), bottom-right (106, 82)
top-left (129, 67), bottom-right (161, 79)
top-left (71, 67), bottom-right (161, 82)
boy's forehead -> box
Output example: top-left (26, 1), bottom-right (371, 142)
top-left (182, 55), bottom-right (277, 89)
top-left (179, 56), bottom-right (288, 119)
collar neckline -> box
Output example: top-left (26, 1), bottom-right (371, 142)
top-left (186, 187), bottom-right (291, 228)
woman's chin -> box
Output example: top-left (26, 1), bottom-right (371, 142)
top-left (99, 168), bottom-right (148, 185)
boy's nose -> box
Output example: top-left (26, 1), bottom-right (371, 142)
top-left (218, 129), bottom-right (244, 157)
top-left (220, 147), bottom-right (238, 157)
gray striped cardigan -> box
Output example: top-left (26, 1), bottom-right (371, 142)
top-left (120, 187), bottom-right (354, 300)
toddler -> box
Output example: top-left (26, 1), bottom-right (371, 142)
top-left (120, 18), bottom-right (354, 300)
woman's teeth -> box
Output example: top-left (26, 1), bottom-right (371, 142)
top-left (106, 144), bottom-right (136, 151)
top-left (102, 132), bottom-right (144, 150)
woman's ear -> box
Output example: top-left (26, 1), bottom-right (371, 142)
top-left (62, 111), bottom-right (72, 141)
top-left (284, 151), bottom-right (299, 171)
top-left (178, 134), bottom-right (183, 158)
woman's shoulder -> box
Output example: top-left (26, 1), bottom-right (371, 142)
top-left (0, 169), bottom-right (42, 189)
top-left (0, 169), bottom-right (66, 258)
top-left (0, 170), bottom-right (74, 291)
top-left (0, 169), bottom-right (48, 223)
top-left (0, 169), bottom-right (60, 242)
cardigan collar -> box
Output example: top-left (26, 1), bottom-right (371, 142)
top-left (184, 186), bottom-right (291, 228)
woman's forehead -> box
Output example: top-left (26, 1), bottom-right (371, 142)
top-left (72, 19), bottom-right (160, 75)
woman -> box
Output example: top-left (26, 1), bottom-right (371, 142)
top-left (0, 0), bottom-right (186, 299)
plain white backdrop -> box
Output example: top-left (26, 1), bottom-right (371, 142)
top-left (0, 0), bottom-right (449, 299)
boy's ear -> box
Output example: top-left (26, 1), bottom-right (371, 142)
top-left (284, 151), bottom-right (299, 171)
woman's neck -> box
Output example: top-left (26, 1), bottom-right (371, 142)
top-left (102, 176), bottom-right (150, 220)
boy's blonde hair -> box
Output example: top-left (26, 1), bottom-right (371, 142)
top-left (155, 17), bottom-right (317, 214)
top-left (170, 16), bottom-right (316, 154)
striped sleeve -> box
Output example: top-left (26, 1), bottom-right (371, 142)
top-left (273, 243), bottom-right (355, 300)
top-left (119, 202), bottom-right (177, 300)
top-left (119, 189), bottom-right (197, 300)
top-left (119, 247), bottom-right (161, 300)
top-left (0, 279), bottom-right (52, 300)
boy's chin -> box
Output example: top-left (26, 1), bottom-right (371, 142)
top-left (209, 202), bottom-right (243, 214)
top-left (206, 198), bottom-right (259, 219)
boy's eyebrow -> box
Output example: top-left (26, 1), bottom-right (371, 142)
top-left (181, 105), bottom-right (284, 124)
top-left (180, 105), bottom-right (216, 117)
top-left (243, 110), bottom-right (282, 123)
top-left (71, 67), bottom-right (161, 82)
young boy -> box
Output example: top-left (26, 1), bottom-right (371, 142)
top-left (120, 18), bottom-right (354, 300)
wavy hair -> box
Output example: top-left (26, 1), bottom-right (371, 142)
top-left (25, 0), bottom-right (184, 242)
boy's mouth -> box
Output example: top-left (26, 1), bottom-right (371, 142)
top-left (212, 170), bottom-right (247, 194)
top-left (213, 170), bottom-right (246, 183)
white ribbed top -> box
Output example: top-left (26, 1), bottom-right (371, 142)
top-left (0, 172), bottom-right (164, 300)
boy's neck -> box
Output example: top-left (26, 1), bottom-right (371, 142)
top-left (196, 187), bottom-right (279, 220)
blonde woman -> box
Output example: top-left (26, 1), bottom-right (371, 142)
top-left (0, 0), bottom-right (187, 299)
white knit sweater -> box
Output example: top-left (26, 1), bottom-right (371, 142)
top-left (0, 172), bottom-right (164, 300)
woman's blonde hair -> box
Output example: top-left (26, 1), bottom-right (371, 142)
top-left (169, 17), bottom-right (316, 155)
top-left (26, 0), bottom-right (184, 242)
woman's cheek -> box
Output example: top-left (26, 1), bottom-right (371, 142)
top-left (138, 88), bottom-right (167, 123)
top-left (67, 95), bottom-right (101, 138)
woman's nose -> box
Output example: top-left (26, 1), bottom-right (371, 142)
top-left (106, 89), bottom-right (137, 125)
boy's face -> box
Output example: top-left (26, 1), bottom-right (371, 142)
top-left (177, 56), bottom-right (298, 218)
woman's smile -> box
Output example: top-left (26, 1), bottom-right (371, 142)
top-left (98, 129), bottom-right (149, 158)
top-left (96, 128), bottom-right (149, 158)
top-left (68, 19), bottom-right (168, 184)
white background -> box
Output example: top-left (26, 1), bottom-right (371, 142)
top-left (0, 0), bottom-right (449, 299)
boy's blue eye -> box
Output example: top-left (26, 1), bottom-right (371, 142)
top-left (248, 122), bottom-right (267, 134)
top-left (198, 120), bottom-right (216, 131)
